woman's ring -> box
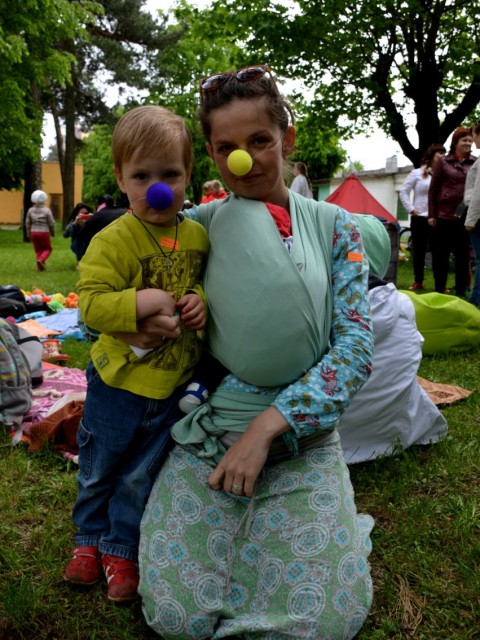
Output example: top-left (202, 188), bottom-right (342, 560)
top-left (232, 484), bottom-right (243, 491)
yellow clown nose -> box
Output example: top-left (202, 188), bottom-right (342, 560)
top-left (227, 149), bottom-right (253, 176)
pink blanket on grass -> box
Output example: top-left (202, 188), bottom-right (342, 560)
top-left (21, 364), bottom-right (87, 433)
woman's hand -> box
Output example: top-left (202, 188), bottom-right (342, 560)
top-left (208, 406), bottom-right (290, 498)
top-left (176, 293), bottom-right (207, 330)
top-left (428, 218), bottom-right (437, 228)
top-left (465, 225), bottom-right (474, 232)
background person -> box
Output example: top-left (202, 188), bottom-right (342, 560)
top-left (63, 202), bottom-right (93, 265)
top-left (428, 126), bottom-right (476, 296)
top-left (138, 64), bottom-right (374, 640)
top-left (200, 180), bottom-right (213, 203)
top-left (400, 144), bottom-right (446, 290)
top-left (209, 179), bottom-right (228, 200)
top-left (25, 190), bottom-right (55, 271)
top-left (74, 195), bottom-right (127, 259)
top-left (290, 160), bottom-right (314, 198)
top-left (463, 121), bottom-right (480, 307)
top-left (95, 193), bottom-right (114, 212)
top-left (200, 178), bottom-right (228, 203)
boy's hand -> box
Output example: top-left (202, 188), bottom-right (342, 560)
top-left (176, 293), bottom-right (207, 330)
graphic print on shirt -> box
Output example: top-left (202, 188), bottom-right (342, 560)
top-left (136, 248), bottom-right (207, 373)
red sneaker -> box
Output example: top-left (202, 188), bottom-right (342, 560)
top-left (101, 554), bottom-right (139, 603)
top-left (408, 282), bottom-right (424, 290)
top-left (64, 546), bottom-right (101, 586)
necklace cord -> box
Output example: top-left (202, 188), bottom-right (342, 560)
top-left (131, 211), bottom-right (179, 263)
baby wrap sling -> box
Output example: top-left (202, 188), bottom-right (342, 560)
top-left (172, 194), bottom-right (337, 460)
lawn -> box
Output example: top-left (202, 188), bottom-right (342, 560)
top-left (0, 225), bottom-right (479, 639)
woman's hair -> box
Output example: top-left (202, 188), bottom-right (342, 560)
top-left (421, 144), bottom-right (446, 177)
top-left (199, 71), bottom-right (294, 143)
top-left (97, 194), bottom-right (114, 209)
top-left (449, 126), bottom-right (472, 154)
top-left (294, 161), bottom-right (308, 176)
top-left (71, 202), bottom-right (92, 216)
top-left (112, 105), bottom-right (193, 174)
top-left (210, 180), bottom-right (224, 193)
top-left (472, 121), bottom-right (480, 136)
top-left (294, 161), bottom-right (312, 188)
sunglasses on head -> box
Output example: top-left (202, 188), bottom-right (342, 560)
top-left (200, 64), bottom-right (276, 93)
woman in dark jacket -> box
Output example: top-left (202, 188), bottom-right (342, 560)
top-left (428, 126), bottom-right (476, 296)
top-left (63, 202), bottom-right (93, 267)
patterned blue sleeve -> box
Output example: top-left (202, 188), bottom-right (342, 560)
top-left (273, 209), bottom-right (373, 436)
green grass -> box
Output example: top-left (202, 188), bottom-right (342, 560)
top-left (1, 226), bottom-right (479, 639)
top-left (0, 225), bottom-right (80, 297)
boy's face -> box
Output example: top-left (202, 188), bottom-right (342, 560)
top-left (115, 146), bottom-right (190, 227)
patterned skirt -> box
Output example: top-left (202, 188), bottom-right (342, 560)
top-left (139, 431), bottom-right (373, 640)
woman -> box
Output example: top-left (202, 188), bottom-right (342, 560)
top-left (399, 144), bottom-right (446, 290)
top-left (428, 127), bottom-right (476, 296)
top-left (25, 190), bottom-right (55, 271)
top-left (290, 160), bottom-right (314, 198)
top-left (137, 65), bottom-right (374, 639)
top-left (63, 202), bottom-right (93, 265)
top-left (463, 122), bottom-right (480, 307)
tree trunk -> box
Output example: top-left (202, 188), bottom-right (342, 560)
top-left (22, 81), bottom-right (43, 240)
top-left (50, 98), bottom-right (65, 172)
top-left (62, 79), bottom-right (76, 225)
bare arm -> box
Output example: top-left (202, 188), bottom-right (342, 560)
top-left (115, 290), bottom-right (208, 348)
top-left (136, 288), bottom-right (176, 320)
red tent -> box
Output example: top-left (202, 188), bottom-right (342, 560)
top-left (325, 173), bottom-right (397, 223)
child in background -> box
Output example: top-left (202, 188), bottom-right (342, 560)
top-left (63, 105), bottom-right (209, 603)
top-left (25, 190), bottom-right (55, 271)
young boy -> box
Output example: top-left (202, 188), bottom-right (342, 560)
top-left (64, 106), bottom-right (209, 603)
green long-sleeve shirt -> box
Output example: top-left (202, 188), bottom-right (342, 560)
top-left (78, 212), bottom-right (209, 399)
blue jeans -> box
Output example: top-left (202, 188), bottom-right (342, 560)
top-left (468, 223), bottom-right (480, 305)
top-left (73, 362), bottom-right (182, 561)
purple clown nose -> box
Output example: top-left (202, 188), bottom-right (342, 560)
top-left (146, 182), bottom-right (175, 210)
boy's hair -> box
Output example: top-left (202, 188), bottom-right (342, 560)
top-left (112, 105), bottom-right (193, 174)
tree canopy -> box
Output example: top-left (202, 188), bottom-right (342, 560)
top-left (144, 0), bottom-right (346, 193)
top-left (0, 0), bottom-right (95, 189)
top-left (5, 0), bottom-right (479, 204)
top-left (46, 0), bottom-right (181, 218)
top-left (211, 0), bottom-right (480, 166)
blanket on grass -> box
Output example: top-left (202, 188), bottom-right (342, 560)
top-left (20, 363), bottom-right (87, 461)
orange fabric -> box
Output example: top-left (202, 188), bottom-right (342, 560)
top-left (417, 376), bottom-right (473, 405)
top-left (28, 400), bottom-right (84, 454)
top-left (200, 191), bottom-right (228, 204)
top-left (17, 319), bottom-right (62, 338)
